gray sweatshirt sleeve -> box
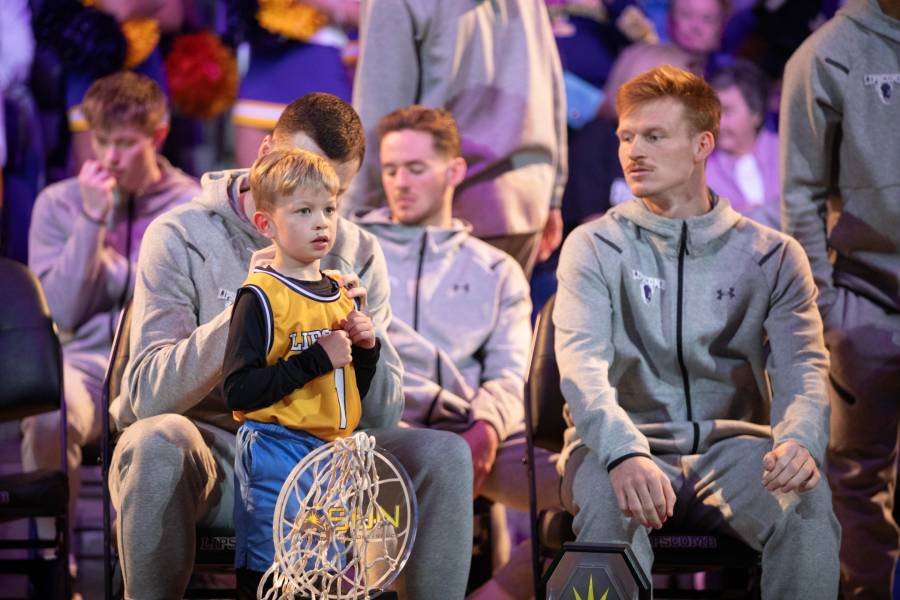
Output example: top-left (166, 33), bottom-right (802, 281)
top-left (554, 229), bottom-right (650, 468)
top-left (28, 185), bottom-right (130, 332)
top-left (469, 259), bottom-right (532, 442)
top-left (764, 237), bottom-right (831, 466)
top-left (123, 217), bottom-right (231, 420)
top-left (779, 44), bottom-right (844, 313)
top-left (343, 0), bottom-right (422, 217)
top-left (548, 23), bottom-right (568, 211)
top-left (355, 240), bottom-right (404, 429)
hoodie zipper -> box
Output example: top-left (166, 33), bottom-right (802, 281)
top-left (676, 221), bottom-right (699, 454)
top-left (412, 231), bottom-right (428, 331)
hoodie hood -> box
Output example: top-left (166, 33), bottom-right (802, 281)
top-left (841, 0), bottom-right (900, 42)
top-left (195, 168), bottom-right (264, 242)
top-left (355, 206), bottom-right (473, 254)
top-left (610, 194), bottom-right (742, 255)
top-left (127, 157), bottom-right (197, 218)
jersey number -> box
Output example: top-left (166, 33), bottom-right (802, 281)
top-left (335, 368), bottom-right (347, 429)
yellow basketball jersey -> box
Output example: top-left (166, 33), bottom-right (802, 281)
top-left (233, 268), bottom-right (360, 440)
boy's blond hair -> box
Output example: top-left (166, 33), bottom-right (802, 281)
top-left (250, 148), bottom-right (341, 212)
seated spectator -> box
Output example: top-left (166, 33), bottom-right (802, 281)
top-left (356, 105), bottom-right (560, 600)
top-left (108, 92), bottom-right (472, 600)
top-left (22, 71), bottom-right (198, 559)
top-left (706, 60), bottom-right (779, 228)
top-left (554, 65), bottom-right (840, 596)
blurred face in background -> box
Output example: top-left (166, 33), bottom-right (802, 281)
top-left (716, 85), bottom-right (761, 156)
top-left (89, 123), bottom-right (166, 193)
top-left (669, 0), bottom-right (725, 56)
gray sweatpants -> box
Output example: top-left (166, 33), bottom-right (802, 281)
top-left (109, 415), bottom-right (474, 600)
top-left (562, 436), bottom-right (840, 598)
top-left (825, 288), bottom-right (900, 598)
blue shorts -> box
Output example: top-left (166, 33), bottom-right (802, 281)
top-left (234, 420), bottom-right (327, 572)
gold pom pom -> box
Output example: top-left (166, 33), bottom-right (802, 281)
top-left (257, 0), bottom-right (328, 42)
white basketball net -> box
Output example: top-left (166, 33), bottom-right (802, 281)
top-left (259, 432), bottom-right (415, 600)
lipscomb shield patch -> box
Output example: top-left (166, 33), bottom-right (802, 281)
top-left (864, 74), bottom-right (900, 105)
top-left (632, 269), bottom-right (665, 305)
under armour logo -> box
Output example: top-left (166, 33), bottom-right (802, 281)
top-left (716, 287), bottom-right (735, 300)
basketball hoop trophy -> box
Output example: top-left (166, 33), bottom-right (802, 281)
top-left (258, 432), bottom-right (417, 600)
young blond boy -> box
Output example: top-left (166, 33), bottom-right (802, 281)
top-left (222, 148), bottom-right (380, 597)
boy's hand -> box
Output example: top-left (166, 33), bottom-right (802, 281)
top-left (323, 270), bottom-right (368, 312)
top-left (318, 331), bottom-right (352, 368)
top-left (79, 160), bottom-right (117, 222)
top-left (340, 310), bottom-right (376, 349)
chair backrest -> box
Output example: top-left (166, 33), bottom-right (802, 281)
top-left (0, 258), bottom-right (62, 422)
top-left (102, 300), bottom-right (133, 415)
top-left (525, 294), bottom-right (568, 453)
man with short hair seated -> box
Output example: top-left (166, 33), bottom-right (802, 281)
top-left (109, 93), bottom-right (473, 600)
top-left (24, 71), bottom-right (198, 556)
top-left (355, 105), bottom-right (561, 600)
top-left (554, 65), bottom-right (840, 597)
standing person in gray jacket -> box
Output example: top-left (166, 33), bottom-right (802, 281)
top-left (554, 65), bottom-right (840, 597)
top-left (344, 0), bottom-right (567, 277)
top-left (780, 1), bottom-right (900, 596)
top-left (108, 93), bottom-right (474, 600)
top-left (23, 72), bottom-right (198, 553)
top-left (355, 105), bottom-right (561, 600)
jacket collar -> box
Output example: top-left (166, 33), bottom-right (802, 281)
top-left (612, 191), bottom-right (742, 254)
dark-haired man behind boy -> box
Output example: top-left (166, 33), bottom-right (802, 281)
top-left (109, 92), bottom-right (473, 600)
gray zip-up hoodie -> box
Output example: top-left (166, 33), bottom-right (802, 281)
top-left (554, 198), bottom-right (831, 471)
top-left (110, 169), bottom-right (404, 433)
top-left (345, 0), bottom-right (567, 238)
top-left (28, 157), bottom-right (198, 378)
top-left (780, 0), bottom-right (900, 314)
top-left (357, 207), bottom-right (532, 441)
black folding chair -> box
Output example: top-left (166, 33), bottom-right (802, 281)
top-left (0, 258), bottom-right (70, 599)
top-left (525, 294), bottom-right (761, 599)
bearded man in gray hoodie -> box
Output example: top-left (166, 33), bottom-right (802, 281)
top-left (780, 1), bottom-right (900, 595)
top-left (23, 72), bottom-right (199, 552)
top-left (554, 65), bottom-right (840, 597)
top-left (108, 93), bottom-right (473, 600)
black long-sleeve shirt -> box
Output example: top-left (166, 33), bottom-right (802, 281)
top-left (222, 275), bottom-right (380, 413)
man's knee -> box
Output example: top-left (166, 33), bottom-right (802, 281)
top-left (111, 414), bottom-right (214, 503)
top-left (375, 427), bottom-right (473, 491)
